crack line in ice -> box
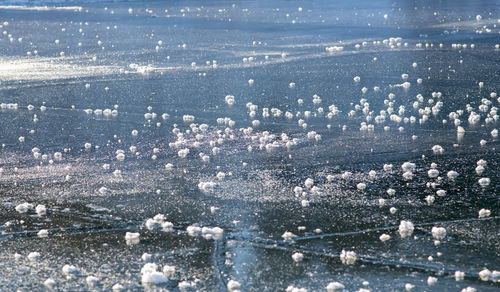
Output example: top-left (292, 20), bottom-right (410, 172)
top-left (291, 216), bottom-right (499, 241)
top-left (135, 46), bottom-right (425, 74)
top-left (229, 238), bottom-right (486, 284)
top-left (0, 227), bottom-right (132, 242)
top-left (211, 237), bottom-right (229, 290)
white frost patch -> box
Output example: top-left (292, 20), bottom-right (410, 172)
top-left (478, 177), bottom-right (490, 187)
top-left (431, 226), bottom-right (446, 240)
top-left (37, 229), bottom-right (49, 238)
top-left (479, 269), bottom-right (491, 281)
top-left (62, 264), bottom-right (79, 275)
top-left (292, 252), bottom-right (304, 262)
top-left (27, 251), bottom-right (41, 261)
top-left (427, 276), bottom-right (437, 286)
top-left (35, 204), bottom-right (47, 216)
top-left (286, 286), bottom-right (307, 292)
top-left (282, 231), bottom-right (297, 241)
top-left (326, 282), bottom-right (345, 292)
top-left (436, 189), bottom-right (446, 197)
top-left (401, 162), bottom-right (416, 172)
top-left (227, 280), bottom-right (241, 291)
top-left (478, 208), bottom-right (491, 218)
top-left (201, 226), bottom-right (224, 240)
top-left (141, 253), bottom-right (152, 262)
top-left (141, 262), bottom-right (159, 275)
top-left (198, 181), bottom-right (216, 193)
top-left (112, 283), bottom-right (125, 291)
top-left (340, 250), bottom-right (357, 265)
top-left (432, 145), bottom-right (444, 154)
top-left (455, 271), bottom-right (465, 281)
top-left (44, 278), bottom-right (56, 289)
top-left (379, 234), bottom-right (391, 242)
top-left (141, 262), bottom-right (168, 285)
top-left (398, 220), bottom-right (414, 238)
top-left (428, 169), bottom-right (439, 178)
top-left (225, 95), bottom-right (235, 105)
top-left (145, 214), bottom-right (169, 230)
top-left (447, 170), bottom-right (459, 180)
top-left (15, 202), bottom-right (33, 214)
top-left (163, 265), bottom-right (176, 278)
top-left (178, 280), bottom-right (196, 291)
top-left (86, 276), bottom-right (100, 287)
top-left (125, 232), bottom-right (140, 245)
top-left (178, 148), bottom-right (190, 158)
top-left (186, 225), bottom-right (202, 236)
top-left (304, 178), bottom-right (314, 188)
top-left (357, 182), bottom-right (367, 190)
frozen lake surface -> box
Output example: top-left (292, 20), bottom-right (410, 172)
top-left (0, 0), bottom-right (499, 291)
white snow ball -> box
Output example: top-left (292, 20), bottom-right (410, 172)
top-left (455, 271), bottom-right (465, 281)
top-left (447, 170), bottom-right (459, 180)
top-left (478, 208), bottom-right (491, 218)
top-left (187, 225), bottom-right (202, 236)
top-left (62, 264), bottom-right (79, 275)
top-left (28, 251), bottom-right (41, 261)
top-left (428, 169), bottom-right (439, 178)
top-left (125, 232), bottom-right (140, 245)
top-left (398, 220), bottom-right (414, 238)
top-left (357, 183), bottom-right (367, 190)
top-left (142, 271), bottom-right (168, 285)
top-left (282, 231), bottom-right (297, 241)
top-left (401, 162), bottom-right (416, 172)
top-left (405, 283), bottom-right (414, 291)
top-left (292, 252), bottom-right (304, 262)
top-left (479, 269), bottom-right (491, 281)
top-left (427, 276), bottom-right (438, 286)
top-left (340, 250), bottom-right (357, 265)
top-left (163, 265), bottom-right (176, 277)
top-left (112, 283), bottom-right (125, 291)
top-left (15, 202), bottom-right (33, 214)
top-left (227, 280), bottom-right (241, 291)
top-left (436, 189), bottom-right (446, 197)
top-left (478, 177), bottom-right (490, 187)
top-left (86, 276), bottom-right (100, 287)
top-left (37, 229), bottom-right (49, 238)
top-left (431, 226), bottom-right (446, 240)
top-left (35, 204), bottom-right (47, 216)
top-left (379, 234), bottom-right (391, 242)
top-left (304, 178), bottom-right (314, 188)
top-left (326, 282), bottom-right (345, 292)
top-left (44, 278), bottom-right (56, 289)
top-left (432, 145), bottom-right (444, 154)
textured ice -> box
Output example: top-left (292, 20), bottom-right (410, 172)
top-left (0, 1), bottom-right (499, 291)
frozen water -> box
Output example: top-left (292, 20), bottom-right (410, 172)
top-left (0, 0), bottom-right (499, 291)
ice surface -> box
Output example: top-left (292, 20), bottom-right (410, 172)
top-left (0, 0), bottom-right (499, 291)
